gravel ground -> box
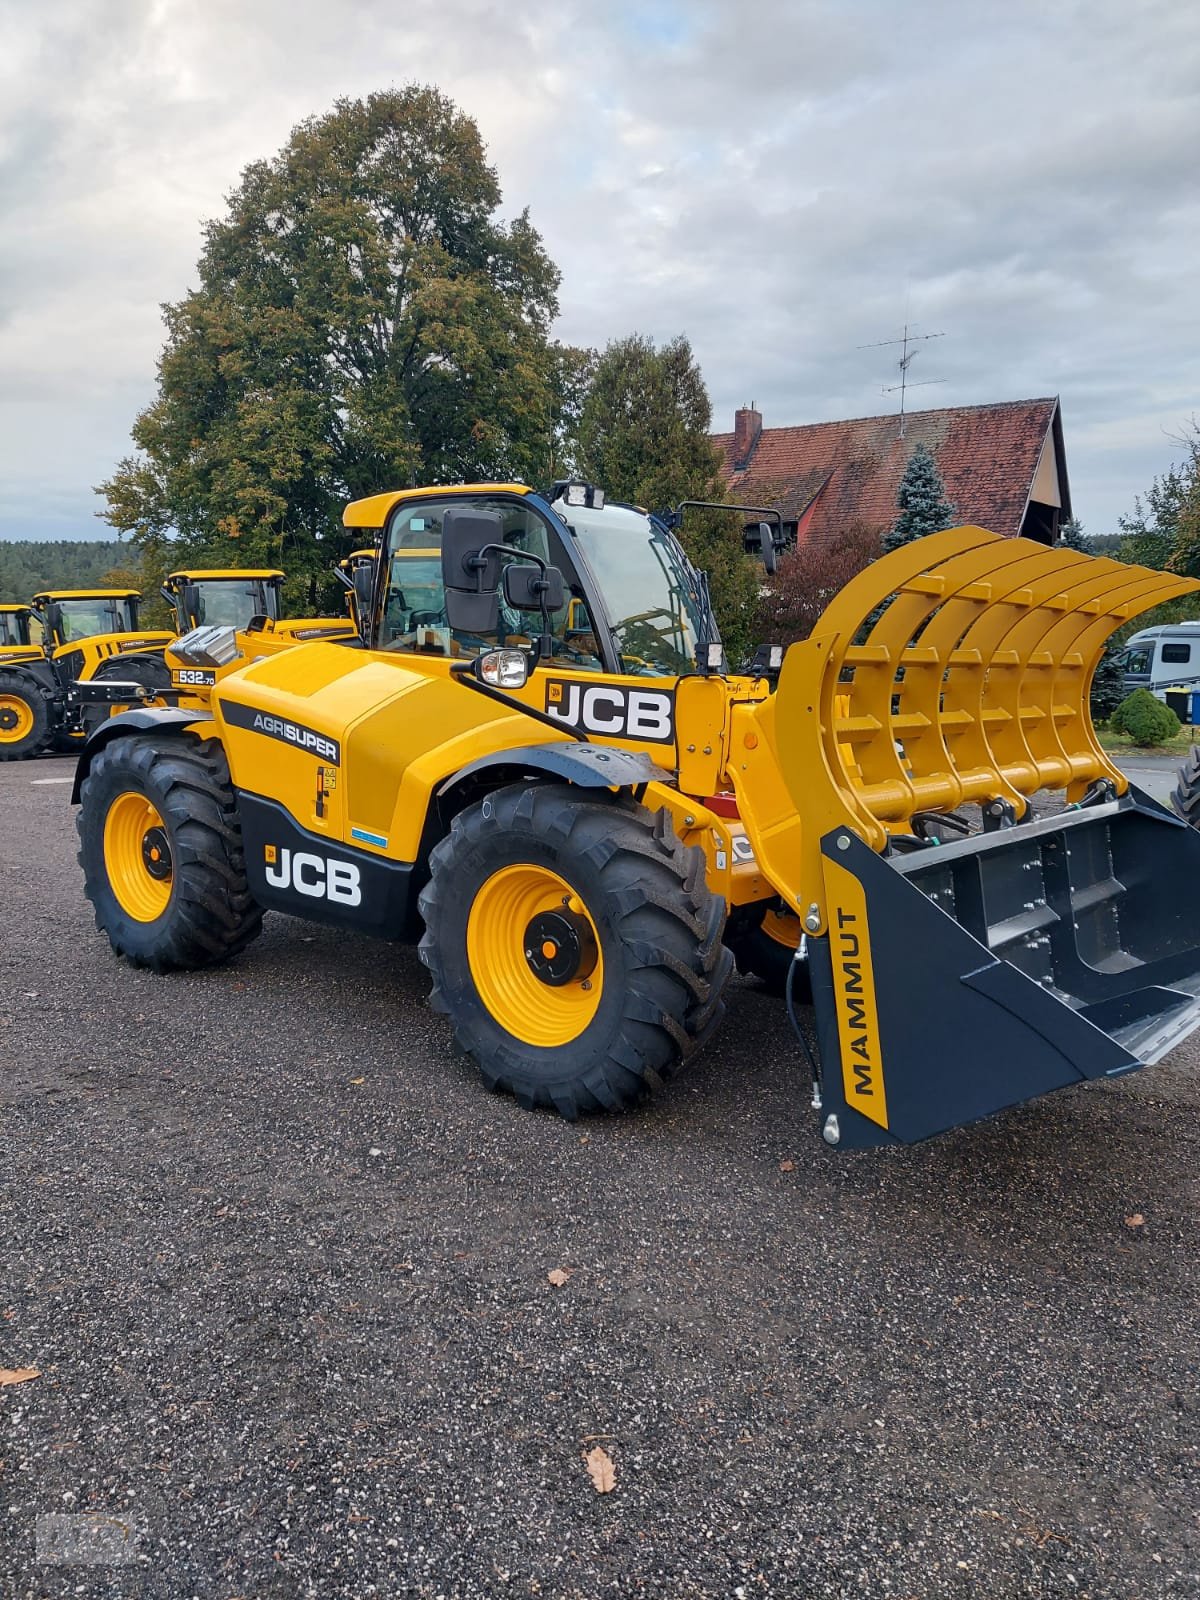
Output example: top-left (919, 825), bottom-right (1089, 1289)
top-left (1, 755), bottom-right (1198, 1599)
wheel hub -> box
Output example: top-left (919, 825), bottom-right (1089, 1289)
top-left (0, 706), bottom-right (17, 731)
top-left (523, 909), bottom-right (598, 987)
top-left (141, 825), bottom-right (172, 880)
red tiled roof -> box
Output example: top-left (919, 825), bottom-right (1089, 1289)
top-left (713, 398), bottom-right (1063, 543)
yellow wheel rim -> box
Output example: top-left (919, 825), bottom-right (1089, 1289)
top-left (466, 864), bottom-right (604, 1047)
top-left (0, 693), bottom-right (33, 743)
top-left (103, 791), bottom-right (173, 922)
top-left (761, 906), bottom-right (801, 950)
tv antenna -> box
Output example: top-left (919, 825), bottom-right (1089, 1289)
top-left (859, 323), bottom-right (945, 438)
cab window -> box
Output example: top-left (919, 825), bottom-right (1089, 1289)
top-left (1161, 641), bottom-right (1191, 665)
top-left (379, 496), bottom-right (601, 670)
top-left (189, 579), bottom-right (279, 629)
top-left (55, 598), bottom-right (135, 641)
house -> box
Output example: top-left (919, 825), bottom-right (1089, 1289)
top-left (712, 397), bottom-right (1071, 547)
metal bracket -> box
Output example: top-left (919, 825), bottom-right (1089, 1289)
top-left (982, 798), bottom-right (1018, 832)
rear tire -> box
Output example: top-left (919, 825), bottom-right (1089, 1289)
top-left (77, 733), bottom-right (263, 970)
top-left (418, 784), bottom-right (733, 1117)
top-left (0, 671), bottom-right (51, 761)
top-left (1173, 745), bottom-right (1200, 828)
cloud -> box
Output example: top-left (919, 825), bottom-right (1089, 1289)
top-left (0, 0), bottom-right (1196, 541)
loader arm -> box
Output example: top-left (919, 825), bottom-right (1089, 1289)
top-left (730, 527), bottom-right (1200, 1147)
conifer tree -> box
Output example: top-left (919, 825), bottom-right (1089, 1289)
top-left (883, 444), bottom-right (957, 553)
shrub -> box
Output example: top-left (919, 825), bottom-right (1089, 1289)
top-left (1110, 688), bottom-right (1181, 746)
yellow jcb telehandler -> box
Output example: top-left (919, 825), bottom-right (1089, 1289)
top-left (153, 567), bottom-right (359, 702)
top-left (72, 481), bottom-right (1200, 1147)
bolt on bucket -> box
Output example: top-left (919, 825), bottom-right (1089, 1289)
top-left (734, 526), bottom-right (1200, 1147)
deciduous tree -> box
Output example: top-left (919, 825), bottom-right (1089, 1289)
top-left (98, 87), bottom-right (563, 609)
top-left (757, 523), bottom-right (880, 644)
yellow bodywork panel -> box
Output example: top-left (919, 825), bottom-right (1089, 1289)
top-left (54, 632), bottom-right (175, 678)
top-left (344, 483), bottom-right (532, 530)
top-left (214, 646), bottom-right (576, 856)
top-left (32, 589), bottom-right (141, 602)
top-left (166, 569), bottom-right (285, 584)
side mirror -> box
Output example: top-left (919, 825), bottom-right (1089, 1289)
top-left (442, 507), bottom-right (503, 591)
top-left (180, 582), bottom-right (201, 626)
top-left (442, 506), bottom-right (504, 635)
top-left (352, 564), bottom-right (374, 613)
top-left (502, 563), bottom-right (566, 613)
top-left (755, 522), bottom-right (778, 576)
top-left (45, 602), bottom-right (64, 645)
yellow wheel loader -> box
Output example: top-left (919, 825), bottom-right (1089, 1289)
top-left (73, 481), bottom-right (1200, 1146)
top-left (0, 590), bottom-right (176, 760)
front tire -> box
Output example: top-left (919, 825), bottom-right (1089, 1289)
top-left (0, 671), bottom-right (51, 761)
top-left (1173, 746), bottom-right (1200, 828)
top-left (418, 784), bottom-right (733, 1117)
top-left (77, 733), bottom-right (263, 970)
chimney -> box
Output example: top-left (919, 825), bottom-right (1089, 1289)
top-left (733, 403), bottom-right (762, 471)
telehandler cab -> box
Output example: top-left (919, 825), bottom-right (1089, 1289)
top-left (74, 481), bottom-right (1200, 1147)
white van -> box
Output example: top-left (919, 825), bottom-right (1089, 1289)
top-left (1117, 622), bottom-right (1200, 699)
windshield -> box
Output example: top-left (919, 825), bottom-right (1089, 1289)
top-left (55, 598), bottom-right (136, 641)
top-left (0, 613), bottom-right (29, 646)
top-left (187, 579), bottom-right (280, 629)
top-left (562, 503), bottom-right (706, 676)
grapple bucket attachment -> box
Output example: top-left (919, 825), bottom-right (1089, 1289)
top-left (734, 526), bottom-right (1200, 1147)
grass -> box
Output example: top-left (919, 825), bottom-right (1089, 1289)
top-left (1096, 723), bottom-right (1194, 759)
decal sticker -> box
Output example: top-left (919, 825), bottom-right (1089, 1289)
top-left (542, 680), bottom-right (675, 744)
top-left (173, 668), bottom-right (216, 687)
top-left (263, 845), bottom-right (362, 906)
top-left (350, 825), bottom-right (388, 849)
top-left (824, 857), bottom-right (888, 1130)
top-left (223, 699), bottom-right (341, 764)
top-left (731, 835), bottom-right (756, 864)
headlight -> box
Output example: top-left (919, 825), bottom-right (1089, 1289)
top-left (478, 649), bottom-right (529, 689)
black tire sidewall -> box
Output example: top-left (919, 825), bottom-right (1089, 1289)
top-left (0, 673), bottom-right (51, 760)
top-left (434, 800), bottom-right (633, 1084)
top-left (78, 747), bottom-right (183, 961)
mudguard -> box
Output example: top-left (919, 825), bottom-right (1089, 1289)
top-left (71, 708), bottom-right (212, 802)
top-left (440, 741), bottom-right (672, 799)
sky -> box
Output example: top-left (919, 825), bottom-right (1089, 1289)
top-left (1, 0), bottom-right (1197, 544)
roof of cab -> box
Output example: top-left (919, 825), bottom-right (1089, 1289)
top-left (32, 589), bottom-right (141, 601)
top-left (166, 569), bottom-right (285, 583)
top-left (343, 483), bottom-right (531, 529)
top-left (0, 602), bottom-right (31, 613)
